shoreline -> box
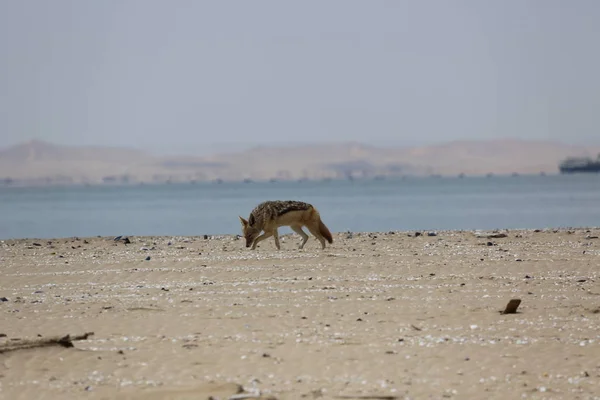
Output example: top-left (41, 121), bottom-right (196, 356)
top-left (2, 226), bottom-right (600, 243)
top-left (1, 227), bottom-right (599, 399)
top-left (0, 171), bottom-right (581, 189)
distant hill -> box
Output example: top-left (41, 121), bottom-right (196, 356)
top-left (0, 140), bottom-right (152, 185)
top-left (0, 139), bottom-right (598, 186)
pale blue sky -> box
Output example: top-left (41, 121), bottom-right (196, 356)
top-left (1, 1), bottom-right (599, 154)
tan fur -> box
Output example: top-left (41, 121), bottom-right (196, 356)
top-left (239, 200), bottom-right (333, 250)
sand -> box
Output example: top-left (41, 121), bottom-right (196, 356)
top-left (1, 229), bottom-right (599, 400)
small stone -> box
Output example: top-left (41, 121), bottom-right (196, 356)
top-left (0, 297), bottom-right (8, 302)
top-left (145, 256), bottom-right (151, 261)
top-left (203, 235), bottom-right (209, 240)
top-left (502, 299), bottom-right (521, 314)
top-left (487, 242), bottom-right (494, 246)
top-left (414, 232), bottom-right (422, 237)
top-left (427, 232), bottom-right (437, 237)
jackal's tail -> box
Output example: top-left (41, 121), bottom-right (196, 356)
top-left (319, 218), bottom-right (333, 244)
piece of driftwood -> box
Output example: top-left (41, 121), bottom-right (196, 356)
top-left (502, 299), bottom-right (522, 314)
top-left (0, 332), bottom-right (94, 354)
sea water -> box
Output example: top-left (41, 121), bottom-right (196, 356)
top-left (1, 174), bottom-right (599, 240)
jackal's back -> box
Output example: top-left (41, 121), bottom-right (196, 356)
top-left (248, 200), bottom-right (313, 228)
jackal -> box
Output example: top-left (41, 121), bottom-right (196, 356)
top-left (239, 200), bottom-right (333, 250)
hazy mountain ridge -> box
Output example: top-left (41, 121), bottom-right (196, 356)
top-left (1, 139), bottom-right (598, 186)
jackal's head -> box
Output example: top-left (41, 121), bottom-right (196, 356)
top-left (239, 216), bottom-right (260, 248)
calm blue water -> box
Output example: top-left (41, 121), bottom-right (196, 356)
top-left (1, 175), bottom-right (599, 240)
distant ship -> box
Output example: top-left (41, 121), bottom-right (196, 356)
top-left (559, 154), bottom-right (600, 173)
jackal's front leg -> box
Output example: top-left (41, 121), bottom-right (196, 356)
top-left (272, 229), bottom-right (281, 250)
top-left (251, 231), bottom-right (272, 250)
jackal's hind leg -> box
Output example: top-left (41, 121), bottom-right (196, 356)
top-left (291, 225), bottom-right (309, 249)
top-left (306, 224), bottom-right (326, 249)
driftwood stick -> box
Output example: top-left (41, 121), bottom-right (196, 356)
top-left (502, 299), bottom-right (522, 314)
top-left (0, 332), bottom-right (94, 354)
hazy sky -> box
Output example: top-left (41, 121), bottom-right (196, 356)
top-left (1, 1), bottom-right (599, 155)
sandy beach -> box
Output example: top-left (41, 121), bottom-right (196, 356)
top-left (1, 229), bottom-right (599, 400)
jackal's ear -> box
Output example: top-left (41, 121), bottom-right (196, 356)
top-left (239, 216), bottom-right (248, 227)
